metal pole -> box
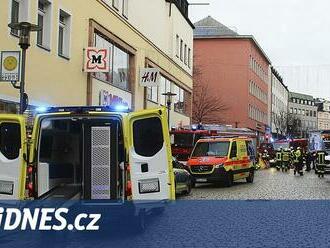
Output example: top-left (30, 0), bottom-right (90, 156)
top-left (167, 102), bottom-right (170, 127)
top-left (19, 48), bottom-right (26, 114)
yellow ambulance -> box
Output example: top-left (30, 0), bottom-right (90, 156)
top-left (0, 106), bottom-right (175, 202)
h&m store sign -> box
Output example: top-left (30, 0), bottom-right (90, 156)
top-left (99, 90), bottom-right (129, 107)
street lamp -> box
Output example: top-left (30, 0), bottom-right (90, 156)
top-left (8, 22), bottom-right (41, 114)
top-left (162, 92), bottom-right (177, 126)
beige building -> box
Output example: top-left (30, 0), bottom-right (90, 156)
top-left (316, 99), bottom-right (330, 130)
top-left (0, 0), bottom-right (193, 127)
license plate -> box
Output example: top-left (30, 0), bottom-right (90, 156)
top-left (196, 178), bottom-right (207, 182)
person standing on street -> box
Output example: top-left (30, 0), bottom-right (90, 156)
top-left (276, 147), bottom-right (283, 171)
top-left (305, 151), bottom-right (312, 172)
top-left (316, 150), bottom-right (328, 178)
top-left (294, 147), bottom-right (303, 176)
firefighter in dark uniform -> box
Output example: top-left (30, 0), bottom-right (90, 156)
top-left (294, 147), bottom-right (303, 176)
top-left (316, 150), bottom-right (328, 178)
top-left (290, 147), bottom-right (295, 169)
top-left (305, 151), bottom-right (312, 172)
top-left (276, 147), bottom-right (283, 171)
top-left (281, 148), bottom-right (290, 172)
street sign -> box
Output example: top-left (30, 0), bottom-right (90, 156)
top-left (84, 47), bottom-right (110, 72)
top-left (0, 51), bottom-right (21, 82)
top-left (139, 68), bottom-right (160, 87)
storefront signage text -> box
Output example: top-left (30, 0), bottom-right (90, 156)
top-left (84, 47), bottom-right (109, 72)
top-left (99, 90), bottom-right (129, 107)
top-left (139, 68), bottom-right (160, 87)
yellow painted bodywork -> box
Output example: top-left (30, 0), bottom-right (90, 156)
top-left (0, 114), bottom-right (27, 200)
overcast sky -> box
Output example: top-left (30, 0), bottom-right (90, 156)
top-left (189, 0), bottom-right (330, 99)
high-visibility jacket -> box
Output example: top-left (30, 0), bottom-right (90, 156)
top-left (282, 151), bottom-right (290, 162)
top-left (317, 151), bottom-right (326, 165)
top-left (294, 150), bottom-right (302, 163)
top-left (276, 151), bottom-right (282, 161)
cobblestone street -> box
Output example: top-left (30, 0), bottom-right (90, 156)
top-left (185, 168), bottom-right (330, 200)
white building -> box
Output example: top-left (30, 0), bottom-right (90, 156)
top-left (270, 67), bottom-right (289, 136)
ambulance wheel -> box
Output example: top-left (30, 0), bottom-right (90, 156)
top-left (246, 170), bottom-right (254, 183)
top-left (225, 172), bottom-right (233, 187)
top-left (184, 182), bottom-right (192, 195)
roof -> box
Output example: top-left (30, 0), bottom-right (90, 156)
top-left (193, 16), bottom-right (271, 64)
top-left (194, 16), bottom-right (238, 36)
top-left (289, 92), bottom-right (314, 101)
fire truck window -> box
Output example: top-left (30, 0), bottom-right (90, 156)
top-left (230, 142), bottom-right (237, 158)
top-left (0, 123), bottom-right (21, 160)
top-left (133, 117), bottom-right (164, 157)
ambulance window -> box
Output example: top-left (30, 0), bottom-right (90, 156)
top-left (230, 142), bottom-right (237, 158)
top-left (0, 123), bottom-right (21, 160)
top-left (133, 117), bottom-right (164, 157)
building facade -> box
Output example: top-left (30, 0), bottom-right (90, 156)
top-left (0, 0), bottom-right (193, 127)
top-left (193, 16), bottom-right (271, 142)
top-left (288, 92), bottom-right (318, 138)
top-left (316, 99), bottom-right (330, 130)
top-left (270, 67), bottom-right (288, 137)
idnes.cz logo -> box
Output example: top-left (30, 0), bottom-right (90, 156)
top-left (0, 207), bottom-right (101, 231)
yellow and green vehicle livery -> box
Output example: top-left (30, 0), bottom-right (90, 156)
top-left (187, 136), bottom-right (255, 187)
top-left (0, 106), bottom-right (175, 202)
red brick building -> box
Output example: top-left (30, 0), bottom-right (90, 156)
top-left (193, 16), bottom-right (271, 140)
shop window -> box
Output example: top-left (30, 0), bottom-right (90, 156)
top-left (133, 117), bottom-right (164, 157)
top-left (147, 86), bottom-right (158, 103)
top-left (113, 46), bottom-right (129, 90)
top-left (58, 9), bottom-right (71, 58)
top-left (37, 0), bottom-right (52, 49)
top-left (159, 77), bottom-right (171, 106)
top-left (0, 123), bottom-right (21, 160)
top-left (94, 33), bottom-right (131, 91)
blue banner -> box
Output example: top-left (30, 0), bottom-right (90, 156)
top-left (0, 200), bottom-right (329, 247)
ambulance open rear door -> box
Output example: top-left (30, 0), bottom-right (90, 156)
top-left (126, 108), bottom-right (175, 201)
top-left (0, 115), bottom-right (27, 200)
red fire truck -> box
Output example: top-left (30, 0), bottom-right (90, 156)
top-left (170, 129), bottom-right (211, 161)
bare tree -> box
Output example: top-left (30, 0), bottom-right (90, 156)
top-left (192, 59), bottom-right (228, 124)
top-left (272, 111), bottom-right (288, 135)
top-left (287, 113), bottom-right (302, 138)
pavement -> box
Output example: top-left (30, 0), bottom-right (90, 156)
top-left (185, 168), bottom-right (330, 200)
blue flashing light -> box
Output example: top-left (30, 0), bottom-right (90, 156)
top-left (191, 124), bottom-right (197, 131)
top-left (35, 106), bottom-right (48, 113)
top-left (270, 137), bottom-right (275, 143)
top-left (113, 104), bottom-right (129, 112)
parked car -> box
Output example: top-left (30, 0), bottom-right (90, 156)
top-left (172, 157), bottom-right (192, 195)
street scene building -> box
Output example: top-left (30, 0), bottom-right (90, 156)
top-left (270, 66), bottom-right (289, 138)
top-left (0, 0), bottom-right (193, 127)
top-left (193, 16), bottom-right (271, 142)
top-left (288, 92), bottom-right (318, 137)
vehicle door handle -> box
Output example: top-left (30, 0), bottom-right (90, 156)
top-left (141, 163), bottom-right (148, 173)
